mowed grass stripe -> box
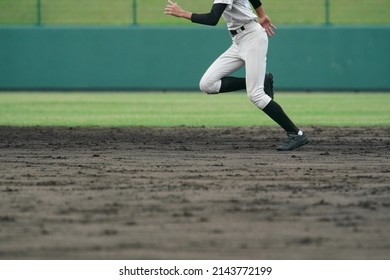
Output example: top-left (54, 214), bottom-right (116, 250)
top-left (1, 0), bottom-right (389, 25)
top-left (0, 92), bottom-right (389, 127)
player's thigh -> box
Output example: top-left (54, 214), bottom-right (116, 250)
top-left (202, 46), bottom-right (244, 83)
top-left (241, 30), bottom-right (268, 91)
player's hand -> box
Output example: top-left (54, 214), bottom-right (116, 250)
top-left (258, 15), bottom-right (277, 37)
top-left (164, 0), bottom-right (184, 18)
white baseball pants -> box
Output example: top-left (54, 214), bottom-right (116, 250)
top-left (199, 20), bottom-right (272, 109)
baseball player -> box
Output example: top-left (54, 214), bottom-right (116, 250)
top-left (165, 0), bottom-right (308, 151)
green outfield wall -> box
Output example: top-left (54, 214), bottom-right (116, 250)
top-left (0, 26), bottom-right (389, 91)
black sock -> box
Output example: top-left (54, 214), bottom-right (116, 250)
top-left (219, 77), bottom-right (246, 93)
top-left (263, 100), bottom-right (299, 134)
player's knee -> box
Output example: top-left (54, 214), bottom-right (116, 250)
top-left (199, 78), bottom-right (220, 94)
top-left (247, 90), bottom-right (271, 109)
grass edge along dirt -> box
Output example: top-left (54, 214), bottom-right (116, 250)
top-left (0, 92), bottom-right (389, 127)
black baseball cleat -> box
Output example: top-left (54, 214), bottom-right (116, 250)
top-left (276, 132), bottom-right (309, 151)
top-left (264, 72), bottom-right (274, 100)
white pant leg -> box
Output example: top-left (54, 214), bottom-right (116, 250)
top-left (199, 42), bottom-right (244, 94)
top-left (238, 24), bottom-right (271, 109)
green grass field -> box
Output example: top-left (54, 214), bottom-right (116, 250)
top-left (0, 92), bottom-right (389, 127)
top-left (1, 0), bottom-right (389, 25)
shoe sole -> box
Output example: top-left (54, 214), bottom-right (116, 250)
top-left (276, 138), bottom-right (309, 151)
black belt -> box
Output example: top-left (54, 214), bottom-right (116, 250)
top-left (230, 26), bottom-right (245, 36)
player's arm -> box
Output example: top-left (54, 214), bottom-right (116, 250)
top-left (249, 0), bottom-right (262, 10)
top-left (164, 0), bottom-right (226, 26)
top-left (249, 0), bottom-right (276, 37)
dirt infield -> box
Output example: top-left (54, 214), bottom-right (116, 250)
top-left (0, 126), bottom-right (389, 260)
